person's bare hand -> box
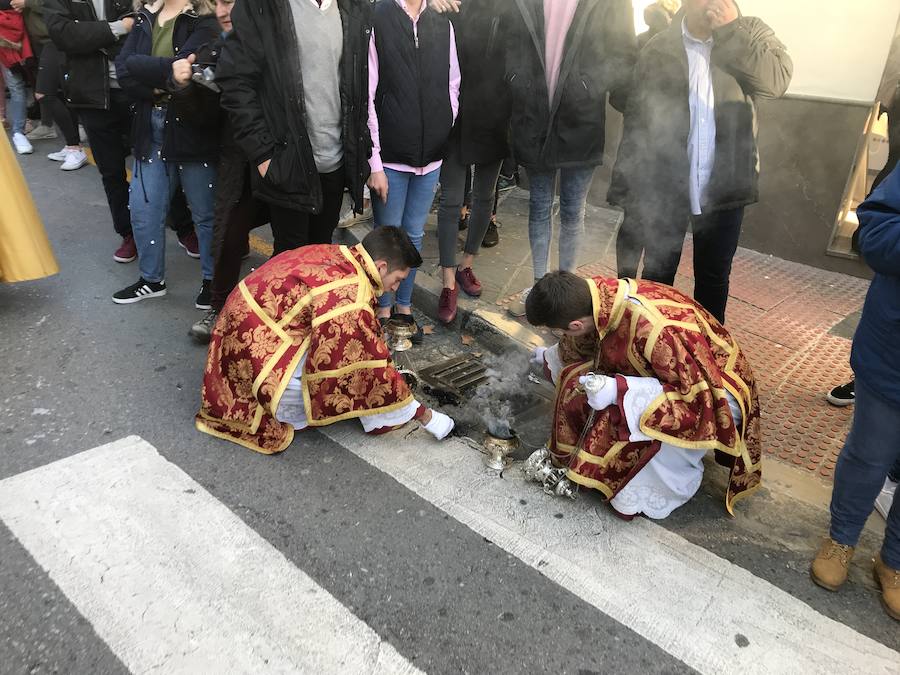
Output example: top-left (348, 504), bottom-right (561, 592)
top-left (367, 170), bottom-right (389, 203)
top-left (171, 53), bottom-right (195, 88)
top-left (706, 0), bottom-right (738, 29)
top-left (258, 159), bottom-right (271, 178)
top-left (10, 0), bottom-right (26, 12)
top-left (121, 17), bottom-right (135, 32)
top-left (430, 0), bottom-right (461, 13)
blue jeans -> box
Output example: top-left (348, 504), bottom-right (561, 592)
top-left (1, 65), bottom-right (27, 135)
top-left (830, 379), bottom-right (900, 568)
top-left (130, 108), bottom-right (215, 283)
top-left (526, 166), bottom-right (595, 280)
top-left (372, 167), bottom-right (440, 309)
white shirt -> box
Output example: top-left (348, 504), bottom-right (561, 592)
top-left (682, 19), bottom-right (716, 216)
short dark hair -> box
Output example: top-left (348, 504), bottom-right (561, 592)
top-left (525, 271), bottom-right (593, 329)
top-left (362, 226), bottom-right (422, 271)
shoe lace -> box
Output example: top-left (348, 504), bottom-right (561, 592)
top-left (201, 310), bottom-right (218, 328)
top-left (824, 541), bottom-right (853, 564)
top-left (882, 563), bottom-right (900, 588)
top-left (460, 268), bottom-right (477, 284)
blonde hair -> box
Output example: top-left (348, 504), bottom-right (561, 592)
top-left (657, 0), bottom-right (681, 15)
top-left (192, 0), bottom-right (216, 15)
top-left (135, 0), bottom-right (216, 16)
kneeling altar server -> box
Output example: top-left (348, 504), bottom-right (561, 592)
top-left (526, 271), bottom-right (761, 519)
top-left (197, 227), bottom-right (454, 452)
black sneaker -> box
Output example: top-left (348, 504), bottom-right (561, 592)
top-left (496, 173), bottom-right (518, 192)
top-left (482, 219), bottom-right (500, 248)
top-left (190, 308), bottom-right (219, 343)
top-left (112, 278), bottom-right (167, 304)
top-left (826, 380), bottom-right (855, 407)
top-left (195, 279), bottom-right (212, 310)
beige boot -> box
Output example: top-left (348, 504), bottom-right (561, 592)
top-left (873, 553), bottom-right (900, 621)
top-left (507, 286), bottom-right (532, 318)
top-left (810, 538), bottom-right (854, 591)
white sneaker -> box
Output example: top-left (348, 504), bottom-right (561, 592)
top-left (337, 202), bottom-right (373, 229)
top-left (47, 147), bottom-right (69, 162)
top-left (60, 149), bottom-right (88, 171)
top-left (12, 132), bottom-right (33, 155)
top-left (874, 477), bottom-right (898, 520)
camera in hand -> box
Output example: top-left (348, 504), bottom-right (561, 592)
top-left (191, 64), bottom-right (220, 93)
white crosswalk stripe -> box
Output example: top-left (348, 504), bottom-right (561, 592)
top-left (1, 432), bottom-right (898, 675)
top-left (0, 437), bottom-right (422, 675)
top-left (321, 425), bottom-right (900, 675)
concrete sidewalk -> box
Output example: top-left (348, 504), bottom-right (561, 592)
top-left (336, 185), bottom-right (869, 483)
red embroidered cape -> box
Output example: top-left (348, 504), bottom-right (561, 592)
top-left (0, 12), bottom-right (32, 69)
top-left (196, 244), bottom-right (414, 453)
top-left (550, 276), bottom-right (762, 515)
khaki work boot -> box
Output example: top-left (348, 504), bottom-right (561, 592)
top-left (873, 553), bottom-right (900, 621)
top-left (507, 286), bottom-right (531, 318)
top-left (810, 538), bottom-right (855, 591)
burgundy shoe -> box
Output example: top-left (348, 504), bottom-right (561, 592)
top-left (455, 267), bottom-right (482, 298)
top-left (113, 235), bottom-right (137, 263)
top-left (178, 230), bottom-right (200, 258)
top-left (609, 503), bottom-right (636, 522)
top-left (437, 286), bottom-right (458, 324)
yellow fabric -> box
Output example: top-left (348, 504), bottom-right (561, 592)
top-left (0, 132), bottom-right (59, 282)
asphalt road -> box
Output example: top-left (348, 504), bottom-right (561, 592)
top-left (1, 145), bottom-right (897, 674)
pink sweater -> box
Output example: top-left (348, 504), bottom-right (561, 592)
top-left (544, 0), bottom-right (580, 102)
top-left (367, 0), bottom-right (461, 176)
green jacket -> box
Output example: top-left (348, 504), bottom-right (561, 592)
top-left (608, 14), bottom-right (792, 217)
top-left (0, 0), bottom-right (50, 44)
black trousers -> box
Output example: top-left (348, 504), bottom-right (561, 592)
top-left (34, 42), bottom-right (80, 146)
top-left (268, 168), bottom-right (345, 255)
top-left (78, 90), bottom-right (133, 238)
top-left (211, 173), bottom-right (270, 310)
top-left (617, 206), bottom-right (744, 324)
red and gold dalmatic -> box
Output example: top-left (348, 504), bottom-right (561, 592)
top-left (551, 276), bottom-right (762, 515)
top-left (196, 244), bottom-right (413, 453)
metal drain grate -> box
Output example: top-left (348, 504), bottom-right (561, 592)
top-left (417, 354), bottom-right (488, 403)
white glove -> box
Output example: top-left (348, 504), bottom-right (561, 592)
top-left (530, 345), bottom-right (547, 365)
top-left (579, 374), bottom-right (617, 412)
top-left (423, 410), bottom-right (455, 440)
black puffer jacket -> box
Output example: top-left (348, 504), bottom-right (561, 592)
top-left (608, 14), bottom-right (792, 217)
top-left (175, 36), bottom-right (269, 260)
top-left (374, 0), bottom-right (452, 167)
top-left (115, 2), bottom-right (219, 162)
top-left (504, 0), bottom-right (636, 170)
top-left (216, 0), bottom-right (372, 215)
top-left (43, 0), bottom-right (133, 108)
top-left (447, 0), bottom-right (510, 166)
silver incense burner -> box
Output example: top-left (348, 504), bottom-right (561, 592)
top-left (523, 447), bottom-right (577, 500)
top-left (386, 321), bottom-right (415, 352)
top-left (397, 368), bottom-right (418, 390)
top-left (521, 372), bottom-right (608, 501)
top-left (483, 430), bottom-right (519, 471)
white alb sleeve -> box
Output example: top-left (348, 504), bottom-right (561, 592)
top-left (620, 375), bottom-right (665, 442)
top-left (544, 343), bottom-right (563, 385)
